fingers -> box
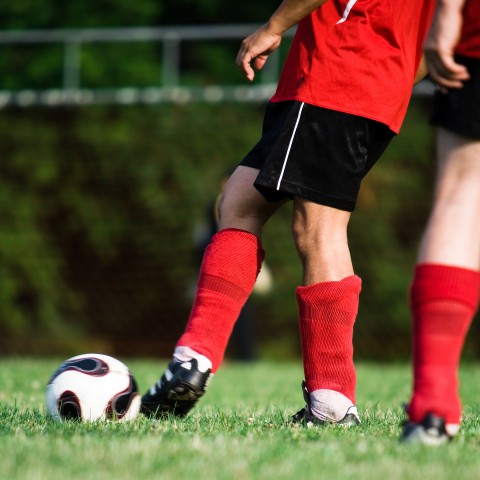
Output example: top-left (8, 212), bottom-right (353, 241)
top-left (236, 51), bottom-right (254, 81)
top-left (236, 42), bottom-right (256, 81)
top-left (253, 55), bottom-right (269, 73)
top-left (426, 50), bottom-right (470, 89)
top-left (423, 7), bottom-right (469, 90)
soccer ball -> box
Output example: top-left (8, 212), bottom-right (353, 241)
top-left (45, 353), bottom-right (141, 422)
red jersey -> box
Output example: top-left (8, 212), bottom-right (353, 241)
top-left (271, 0), bottom-right (436, 133)
top-left (456, 0), bottom-right (480, 58)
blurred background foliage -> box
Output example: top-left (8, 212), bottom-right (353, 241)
top-left (1, 1), bottom-right (478, 360)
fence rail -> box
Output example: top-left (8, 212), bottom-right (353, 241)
top-left (0, 25), bottom-right (291, 108)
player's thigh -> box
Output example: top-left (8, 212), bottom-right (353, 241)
top-left (436, 128), bottom-right (480, 202)
top-left (218, 165), bottom-right (285, 231)
top-left (419, 130), bottom-right (480, 267)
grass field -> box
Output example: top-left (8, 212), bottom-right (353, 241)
top-left (2, 358), bottom-right (480, 479)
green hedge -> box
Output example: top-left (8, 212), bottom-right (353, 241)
top-left (1, 98), bottom-right (477, 359)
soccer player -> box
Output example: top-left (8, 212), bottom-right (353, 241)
top-left (141, 0), bottom-right (436, 424)
top-left (402, 0), bottom-right (480, 445)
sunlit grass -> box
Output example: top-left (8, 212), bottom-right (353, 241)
top-left (1, 358), bottom-right (480, 479)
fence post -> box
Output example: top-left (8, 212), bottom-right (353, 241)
top-left (162, 33), bottom-right (180, 87)
top-left (63, 41), bottom-right (82, 91)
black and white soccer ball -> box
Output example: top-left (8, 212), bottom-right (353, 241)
top-left (45, 353), bottom-right (141, 422)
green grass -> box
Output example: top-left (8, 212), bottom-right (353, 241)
top-left (2, 358), bottom-right (480, 479)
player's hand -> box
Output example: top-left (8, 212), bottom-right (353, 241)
top-left (424, 45), bottom-right (470, 90)
top-left (236, 25), bottom-right (282, 81)
top-left (424, 4), bottom-right (470, 90)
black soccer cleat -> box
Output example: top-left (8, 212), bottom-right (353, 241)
top-left (400, 412), bottom-right (453, 445)
top-left (140, 358), bottom-right (212, 418)
top-left (290, 381), bottom-right (360, 427)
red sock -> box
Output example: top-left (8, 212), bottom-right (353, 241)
top-left (177, 228), bottom-right (264, 372)
top-left (296, 275), bottom-right (362, 404)
top-left (408, 264), bottom-right (480, 425)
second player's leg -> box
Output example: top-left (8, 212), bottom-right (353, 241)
top-left (417, 128), bottom-right (480, 268)
top-left (405, 129), bottom-right (480, 440)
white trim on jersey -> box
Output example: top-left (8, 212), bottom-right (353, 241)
top-left (337, 0), bottom-right (358, 25)
top-left (276, 101), bottom-right (305, 191)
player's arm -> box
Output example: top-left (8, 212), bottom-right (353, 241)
top-left (424, 0), bottom-right (470, 89)
top-left (236, 0), bottom-right (328, 81)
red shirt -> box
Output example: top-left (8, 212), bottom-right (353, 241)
top-left (456, 0), bottom-right (480, 58)
top-left (271, 0), bottom-right (436, 133)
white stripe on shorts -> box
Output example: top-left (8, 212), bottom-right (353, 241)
top-left (276, 101), bottom-right (304, 191)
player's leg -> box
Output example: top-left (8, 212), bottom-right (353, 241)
top-left (173, 166), bottom-right (283, 368)
top-left (292, 199), bottom-right (353, 283)
top-left (217, 166), bottom-right (284, 234)
top-left (249, 104), bottom-right (392, 426)
top-left (141, 166), bottom-right (285, 417)
top-left (403, 129), bottom-right (480, 443)
top-left (417, 129), bottom-right (480, 268)
top-left (292, 198), bottom-right (361, 425)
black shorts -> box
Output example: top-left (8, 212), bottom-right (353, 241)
top-left (240, 101), bottom-right (394, 212)
top-left (430, 55), bottom-right (480, 138)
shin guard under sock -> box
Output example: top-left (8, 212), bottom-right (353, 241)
top-left (408, 264), bottom-right (480, 425)
top-left (296, 275), bottom-right (362, 404)
top-left (177, 228), bottom-right (264, 372)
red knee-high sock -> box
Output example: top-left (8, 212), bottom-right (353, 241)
top-left (408, 264), bottom-right (480, 425)
top-left (296, 275), bottom-right (362, 404)
top-left (177, 228), bottom-right (264, 372)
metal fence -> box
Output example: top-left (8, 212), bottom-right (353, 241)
top-left (0, 25), bottom-right (294, 108)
